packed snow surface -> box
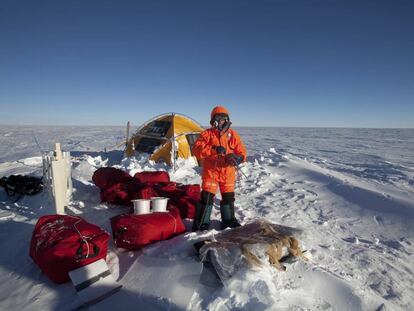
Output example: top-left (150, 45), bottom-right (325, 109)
top-left (0, 126), bottom-right (413, 311)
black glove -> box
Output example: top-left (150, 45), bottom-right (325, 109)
top-left (215, 146), bottom-right (226, 155)
top-left (225, 153), bottom-right (243, 166)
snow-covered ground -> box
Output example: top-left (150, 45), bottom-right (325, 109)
top-left (0, 126), bottom-right (413, 311)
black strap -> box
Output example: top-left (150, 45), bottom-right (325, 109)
top-left (76, 240), bottom-right (100, 260)
top-left (12, 194), bottom-right (24, 203)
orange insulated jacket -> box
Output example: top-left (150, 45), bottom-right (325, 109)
top-left (192, 128), bottom-right (247, 193)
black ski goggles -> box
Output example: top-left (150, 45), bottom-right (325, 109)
top-left (212, 113), bottom-right (229, 123)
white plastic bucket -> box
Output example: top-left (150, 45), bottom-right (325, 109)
top-left (132, 199), bottom-right (151, 215)
top-left (151, 197), bottom-right (169, 212)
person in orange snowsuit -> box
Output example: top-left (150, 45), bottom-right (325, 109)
top-left (192, 106), bottom-right (247, 231)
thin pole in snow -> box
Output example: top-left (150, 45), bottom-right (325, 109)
top-left (32, 133), bottom-right (44, 155)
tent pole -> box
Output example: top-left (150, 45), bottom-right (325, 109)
top-left (172, 112), bottom-right (176, 172)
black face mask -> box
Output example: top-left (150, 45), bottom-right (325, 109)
top-left (211, 114), bottom-right (231, 131)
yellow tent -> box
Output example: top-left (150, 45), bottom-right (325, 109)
top-left (125, 113), bottom-right (204, 167)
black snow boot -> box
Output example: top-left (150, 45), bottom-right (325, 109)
top-left (192, 191), bottom-right (215, 231)
top-left (220, 192), bottom-right (241, 230)
top-left (220, 203), bottom-right (241, 229)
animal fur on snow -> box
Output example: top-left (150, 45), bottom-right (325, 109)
top-left (198, 220), bottom-right (308, 279)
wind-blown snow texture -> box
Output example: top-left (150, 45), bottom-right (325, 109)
top-left (0, 126), bottom-right (413, 311)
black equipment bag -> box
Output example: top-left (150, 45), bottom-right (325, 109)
top-left (0, 175), bottom-right (43, 197)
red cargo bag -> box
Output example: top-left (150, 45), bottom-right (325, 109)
top-left (111, 207), bottom-right (185, 250)
top-left (137, 186), bottom-right (160, 200)
top-left (157, 183), bottom-right (200, 219)
top-left (101, 180), bottom-right (145, 206)
top-left (177, 184), bottom-right (200, 219)
top-left (92, 167), bottom-right (132, 190)
top-left (134, 171), bottom-right (170, 184)
top-left (181, 184), bottom-right (201, 198)
top-left (29, 215), bottom-right (111, 284)
top-left (173, 197), bottom-right (198, 219)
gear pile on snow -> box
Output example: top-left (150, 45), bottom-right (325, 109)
top-left (27, 169), bottom-right (201, 283)
top-left (92, 168), bottom-right (200, 219)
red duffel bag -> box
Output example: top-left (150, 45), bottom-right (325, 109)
top-left (29, 215), bottom-right (111, 284)
top-left (173, 197), bottom-right (198, 219)
top-left (92, 167), bottom-right (132, 190)
top-left (111, 207), bottom-right (185, 250)
top-left (134, 171), bottom-right (170, 184)
top-left (157, 183), bottom-right (200, 219)
top-left (180, 184), bottom-right (201, 199)
top-left (101, 180), bottom-right (145, 206)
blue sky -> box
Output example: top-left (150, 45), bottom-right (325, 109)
top-left (0, 0), bottom-right (413, 128)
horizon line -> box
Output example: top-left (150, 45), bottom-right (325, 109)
top-left (0, 123), bottom-right (413, 130)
